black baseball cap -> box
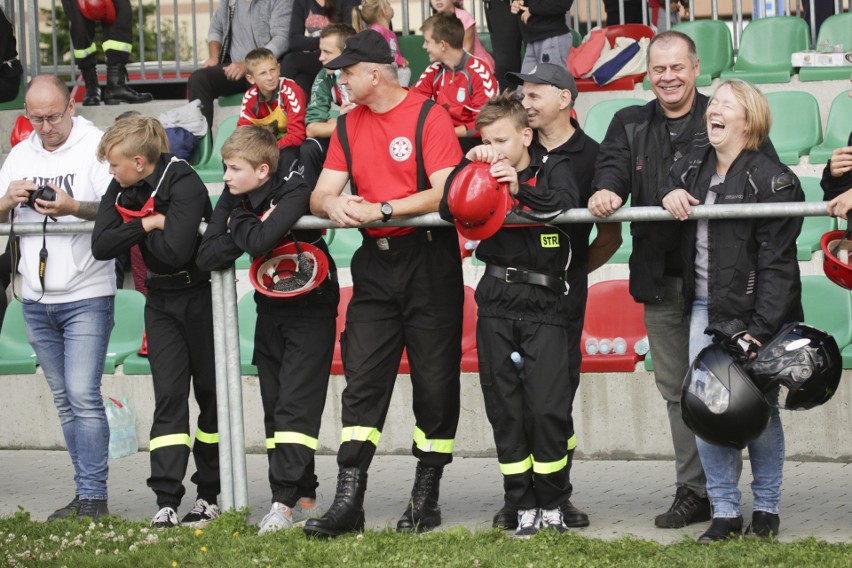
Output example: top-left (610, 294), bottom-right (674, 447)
top-left (506, 63), bottom-right (579, 100)
top-left (325, 29), bottom-right (394, 70)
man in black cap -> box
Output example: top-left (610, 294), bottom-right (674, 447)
top-left (303, 29), bottom-right (464, 538)
top-left (484, 63), bottom-right (620, 531)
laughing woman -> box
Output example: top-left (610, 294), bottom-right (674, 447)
top-left (659, 79), bottom-right (804, 543)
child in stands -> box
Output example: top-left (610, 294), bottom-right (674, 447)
top-left (431, 0), bottom-right (495, 72)
top-left (352, 0), bottom-right (410, 85)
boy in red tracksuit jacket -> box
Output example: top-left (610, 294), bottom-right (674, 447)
top-left (239, 48), bottom-right (307, 180)
top-left (413, 12), bottom-right (497, 152)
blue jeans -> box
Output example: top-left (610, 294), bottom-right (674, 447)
top-left (24, 296), bottom-right (115, 500)
top-left (689, 297), bottom-right (785, 518)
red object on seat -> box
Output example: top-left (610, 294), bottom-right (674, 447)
top-left (574, 24), bottom-right (654, 93)
top-left (580, 279), bottom-right (647, 372)
top-left (10, 115), bottom-right (33, 147)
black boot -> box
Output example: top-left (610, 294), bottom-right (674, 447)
top-left (80, 66), bottom-right (101, 106)
top-left (697, 516), bottom-right (743, 544)
top-left (303, 468), bottom-right (367, 538)
top-left (397, 463), bottom-right (443, 532)
top-left (562, 448), bottom-right (590, 527)
top-left (103, 63), bottom-right (153, 105)
top-left (492, 505), bottom-right (518, 530)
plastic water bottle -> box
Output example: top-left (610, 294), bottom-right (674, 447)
top-left (634, 336), bottom-right (650, 356)
top-left (613, 337), bottom-right (628, 355)
top-left (598, 338), bottom-right (613, 355)
top-left (585, 337), bottom-right (599, 355)
top-left (334, 69), bottom-right (350, 103)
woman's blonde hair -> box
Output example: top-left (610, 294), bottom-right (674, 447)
top-left (710, 79), bottom-right (772, 152)
top-left (97, 115), bottom-right (168, 163)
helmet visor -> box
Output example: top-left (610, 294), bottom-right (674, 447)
top-left (688, 359), bottom-right (731, 414)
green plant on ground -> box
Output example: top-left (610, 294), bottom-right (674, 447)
top-left (1, 509), bottom-right (851, 567)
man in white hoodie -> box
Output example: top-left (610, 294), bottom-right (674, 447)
top-left (0, 74), bottom-right (116, 520)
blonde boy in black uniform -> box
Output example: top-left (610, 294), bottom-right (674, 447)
top-left (196, 126), bottom-right (339, 534)
top-left (91, 116), bottom-right (219, 528)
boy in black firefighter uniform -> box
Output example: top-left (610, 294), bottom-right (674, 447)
top-left (91, 116), bottom-right (219, 528)
top-left (195, 126), bottom-right (339, 534)
top-left (439, 92), bottom-right (588, 538)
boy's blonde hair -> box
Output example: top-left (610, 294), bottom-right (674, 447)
top-left (97, 115), bottom-right (168, 163)
top-left (221, 126), bottom-right (279, 174)
top-left (352, 0), bottom-right (391, 32)
top-left (475, 90), bottom-right (529, 132)
top-left (245, 47), bottom-right (278, 76)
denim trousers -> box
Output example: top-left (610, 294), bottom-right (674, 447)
top-left (23, 295), bottom-right (115, 500)
top-left (689, 297), bottom-right (785, 518)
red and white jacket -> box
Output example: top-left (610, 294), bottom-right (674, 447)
top-left (238, 77), bottom-right (307, 149)
top-left (412, 52), bottom-right (497, 135)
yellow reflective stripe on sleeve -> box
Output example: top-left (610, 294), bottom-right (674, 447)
top-left (73, 43), bottom-right (97, 58)
top-left (413, 426), bottom-right (455, 454)
top-left (567, 434), bottom-right (577, 451)
top-left (499, 455), bottom-right (533, 476)
top-left (532, 455), bottom-right (568, 475)
top-left (266, 438), bottom-right (275, 450)
top-left (195, 429), bottom-right (219, 444)
top-left (340, 426), bottom-right (381, 447)
top-left (150, 433), bottom-right (191, 451)
top-left (102, 40), bottom-right (132, 53)
top-left (274, 431), bottom-right (319, 450)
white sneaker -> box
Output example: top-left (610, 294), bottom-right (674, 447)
top-left (180, 499), bottom-right (220, 527)
top-left (540, 507), bottom-right (569, 534)
top-left (513, 508), bottom-right (540, 539)
top-left (290, 496), bottom-right (323, 526)
top-left (151, 507), bottom-right (179, 528)
top-left (258, 502), bottom-right (293, 535)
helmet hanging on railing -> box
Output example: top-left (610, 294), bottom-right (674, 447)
top-left (447, 161), bottom-right (512, 241)
top-left (820, 229), bottom-right (852, 290)
top-left (78, 0), bottom-right (116, 25)
top-left (249, 241), bottom-right (329, 298)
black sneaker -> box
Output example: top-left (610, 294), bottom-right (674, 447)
top-left (492, 505), bottom-right (518, 530)
top-left (655, 487), bottom-right (711, 528)
top-left (180, 499), bottom-right (220, 527)
top-left (697, 516), bottom-right (743, 544)
top-left (47, 497), bottom-right (81, 521)
top-left (745, 511), bottom-right (780, 538)
top-left (77, 499), bottom-right (109, 520)
top-left (559, 500), bottom-right (590, 528)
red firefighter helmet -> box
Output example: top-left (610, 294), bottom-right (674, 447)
top-left (447, 161), bottom-right (512, 241)
top-left (249, 241), bottom-right (330, 298)
top-left (820, 230), bottom-right (852, 290)
top-left (78, 0), bottom-right (116, 25)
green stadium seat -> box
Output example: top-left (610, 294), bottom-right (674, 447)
top-left (796, 176), bottom-right (837, 260)
top-left (808, 91), bottom-right (852, 164)
top-left (799, 176), bottom-right (826, 201)
top-left (644, 350), bottom-right (653, 371)
top-left (237, 292), bottom-right (258, 375)
top-left (720, 16), bottom-right (810, 84)
top-left (235, 253), bottom-right (252, 270)
top-left (327, 227), bottom-right (362, 268)
top-left (570, 28), bottom-right (582, 48)
top-left (799, 13), bottom-right (852, 82)
top-left (193, 115), bottom-right (239, 183)
top-left (0, 300), bottom-right (38, 374)
top-left (399, 34), bottom-right (431, 85)
top-left (766, 91), bottom-right (823, 166)
top-left (324, 228), bottom-right (336, 247)
top-left (582, 98), bottom-right (645, 144)
top-left (189, 130), bottom-right (212, 166)
top-left (103, 289), bottom-right (146, 373)
top-left (479, 32), bottom-right (493, 57)
top-left (217, 92), bottom-right (244, 107)
top-left (0, 79), bottom-right (25, 111)
top-left (644, 19), bottom-right (733, 89)
top-left (121, 353), bottom-right (151, 375)
top-left (801, 276), bottom-right (852, 368)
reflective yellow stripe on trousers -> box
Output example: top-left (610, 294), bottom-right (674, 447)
top-left (532, 455), bottom-right (568, 475)
top-left (413, 426), bottom-right (455, 454)
top-left (102, 40), bottom-right (132, 53)
top-left (73, 43), bottom-right (97, 59)
top-left (340, 426), bottom-right (381, 447)
top-left (149, 433), bottom-right (191, 452)
top-left (499, 455), bottom-right (533, 476)
top-left (567, 434), bottom-right (577, 451)
top-left (195, 428), bottom-right (219, 444)
top-left (273, 431), bottom-right (318, 450)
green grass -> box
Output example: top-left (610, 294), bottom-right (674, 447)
top-left (1, 510), bottom-right (850, 567)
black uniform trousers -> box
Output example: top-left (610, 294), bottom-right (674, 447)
top-left (146, 285), bottom-right (219, 509)
top-left (563, 271), bottom-right (588, 499)
top-left (60, 0), bottom-right (133, 67)
top-left (337, 227), bottom-right (463, 472)
top-left (483, 0), bottom-right (523, 92)
top-left (299, 137), bottom-right (330, 191)
top-left (254, 311), bottom-right (335, 507)
top-left (186, 67), bottom-right (250, 129)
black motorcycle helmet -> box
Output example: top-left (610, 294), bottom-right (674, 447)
top-left (682, 343), bottom-right (772, 450)
top-left (744, 322), bottom-right (842, 410)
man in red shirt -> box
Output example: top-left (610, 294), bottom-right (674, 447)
top-left (304, 30), bottom-right (464, 538)
top-left (413, 12), bottom-right (497, 152)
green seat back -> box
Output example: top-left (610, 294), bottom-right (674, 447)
top-left (766, 91), bottom-right (823, 165)
top-left (800, 14), bottom-right (852, 82)
top-left (808, 92), bottom-right (852, 164)
top-left (237, 292), bottom-right (258, 375)
top-left (479, 31), bottom-right (493, 56)
top-left (0, 79), bottom-right (25, 111)
top-left (398, 34), bottom-right (431, 85)
top-left (327, 228), bottom-right (362, 268)
top-left (801, 275), bottom-right (852, 350)
top-left (121, 353), bottom-right (152, 375)
top-left (217, 92), bottom-right (244, 107)
top-left (103, 289), bottom-right (146, 373)
top-left (673, 19), bottom-right (733, 81)
top-left (194, 115), bottom-right (239, 183)
top-left (0, 301), bottom-right (38, 374)
top-left (799, 176), bottom-right (826, 202)
top-left (582, 98), bottom-right (645, 144)
top-left (721, 16), bottom-right (810, 84)
top-left (189, 130), bottom-right (213, 166)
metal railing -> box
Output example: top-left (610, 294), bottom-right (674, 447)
top-left (0, 201), bottom-right (837, 509)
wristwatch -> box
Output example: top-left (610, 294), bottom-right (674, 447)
top-left (380, 201), bottom-right (393, 223)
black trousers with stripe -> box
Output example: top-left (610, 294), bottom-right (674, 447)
top-left (60, 0), bottom-right (133, 67)
top-left (337, 228), bottom-right (463, 472)
top-left (145, 285), bottom-right (219, 509)
top-left (254, 311), bottom-right (335, 506)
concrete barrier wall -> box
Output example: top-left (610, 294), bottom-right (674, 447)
top-left (2, 368), bottom-right (849, 461)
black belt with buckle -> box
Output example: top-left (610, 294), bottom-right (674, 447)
top-left (146, 270), bottom-right (193, 288)
top-left (486, 265), bottom-right (568, 294)
top-left (365, 229), bottom-right (434, 251)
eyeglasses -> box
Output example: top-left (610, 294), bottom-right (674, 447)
top-left (26, 99), bottom-right (71, 126)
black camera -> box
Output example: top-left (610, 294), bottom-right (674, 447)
top-left (25, 185), bottom-right (57, 208)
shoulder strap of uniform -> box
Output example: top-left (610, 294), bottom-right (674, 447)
top-left (415, 99), bottom-right (436, 192)
top-left (335, 114), bottom-right (358, 196)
